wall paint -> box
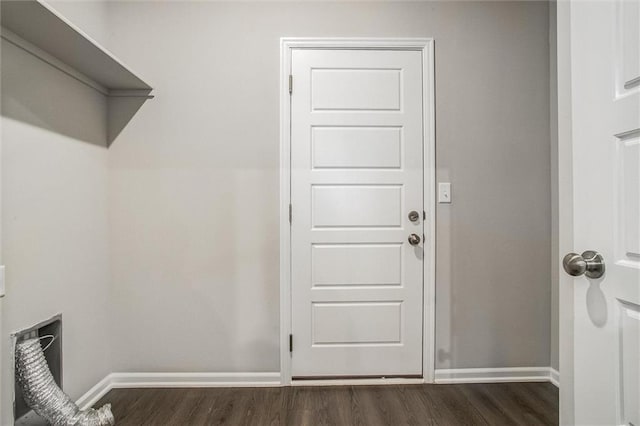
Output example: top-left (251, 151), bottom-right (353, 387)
top-left (0, 3), bottom-right (552, 405)
top-left (0, 38), bottom-right (111, 425)
top-left (47, 0), bottom-right (110, 48)
top-left (103, 1), bottom-right (551, 373)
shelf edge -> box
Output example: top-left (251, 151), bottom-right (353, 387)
top-left (1, 28), bottom-right (155, 100)
top-left (38, 0), bottom-right (153, 90)
top-left (1, 27), bottom-right (110, 95)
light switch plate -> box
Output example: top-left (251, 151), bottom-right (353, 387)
top-left (0, 265), bottom-right (5, 297)
top-left (438, 182), bottom-right (452, 204)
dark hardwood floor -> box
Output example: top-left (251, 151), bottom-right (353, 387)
top-left (95, 382), bottom-right (558, 426)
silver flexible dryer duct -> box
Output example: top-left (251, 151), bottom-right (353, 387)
top-left (15, 338), bottom-right (115, 426)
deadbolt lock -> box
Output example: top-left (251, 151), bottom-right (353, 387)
top-left (408, 211), bottom-right (420, 222)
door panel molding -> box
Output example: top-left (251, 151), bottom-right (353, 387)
top-left (279, 38), bottom-right (435, 385)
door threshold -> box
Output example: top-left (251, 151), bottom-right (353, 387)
top-left (291, 376), bottom-right (425, 387)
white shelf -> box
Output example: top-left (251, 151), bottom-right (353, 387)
top-left (1, 0), bottom-right (153, 97)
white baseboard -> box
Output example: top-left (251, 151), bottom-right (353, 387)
top-left (77, 367), bottom-right (559, 409)
top-left (434, 367), bottom-right (559, 385)
top-left (75, 372), bottom-right (281, 410)
top-left (75, 375), bottom-right (115, 410)
top-left (108, 372), bottom-right (282, 388)
top-left (549, 368), bottom-right (560, 387)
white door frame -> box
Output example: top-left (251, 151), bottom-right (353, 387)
top-left (556, 3), bottom-right (575, 424)
top-left (279, 38), bottom-right (436, 385)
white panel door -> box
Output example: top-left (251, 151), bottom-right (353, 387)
top-left (565, 1), bottom-right (640, 424)
top-left (290, 49), bottom-right (424, 377)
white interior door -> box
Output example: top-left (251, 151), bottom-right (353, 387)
top-left (564, 1), bottom-right (640, 424)
top-left (290, 48), bottom-right (424, 378)
top-left (0, 113), bottom-right (3, 416)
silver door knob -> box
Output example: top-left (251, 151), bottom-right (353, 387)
top-left (408, 234), bottom-right (421, 245)
top-left (408, 211), bottom-right (420, 222)
top-left (562, 250), bottom-right (605, 279)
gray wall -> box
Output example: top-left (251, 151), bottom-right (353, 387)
top-left (102, 1), bottom-right (551, 372)
top-left (0, 3), bottom-right (552, 400)
top-left (48, 0), bottom-right (109, 46)
top-left (1, 38), bottom-right (111, 424)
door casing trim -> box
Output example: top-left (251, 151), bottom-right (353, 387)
top-left (279, 37), bottom-right (436, 385)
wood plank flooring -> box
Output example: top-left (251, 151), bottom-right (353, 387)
top-left (95, 382), bottom-right (558, 426)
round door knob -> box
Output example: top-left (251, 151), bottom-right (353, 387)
top-left (408, 211), bottom-right (420, 222)
top-left (408, 234), bottom-right (421, 246)
top-left (562, 250), bottom-right (605, 279)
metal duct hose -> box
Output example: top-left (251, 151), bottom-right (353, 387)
top-left (15, 338), bottom-right (115, 426)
